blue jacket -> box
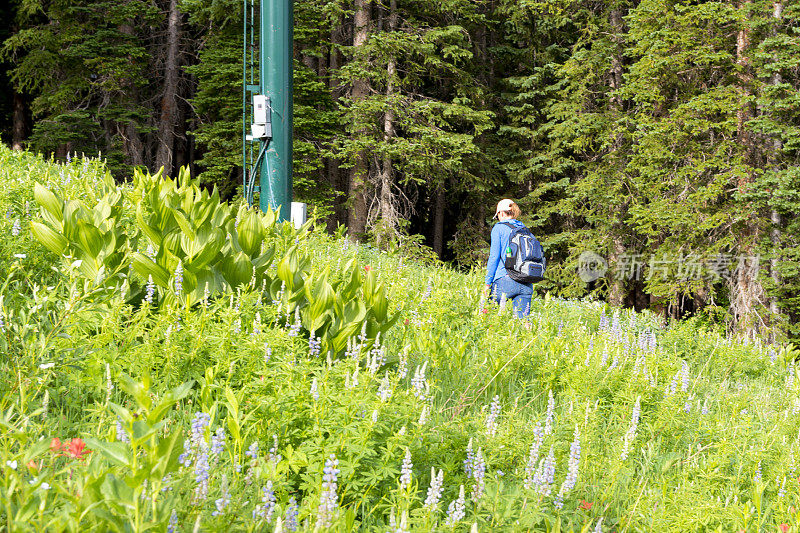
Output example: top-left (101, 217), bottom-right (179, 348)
top-left (485, 219), bottom-right (525, 285)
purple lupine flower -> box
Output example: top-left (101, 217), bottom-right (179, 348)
top-left (284, 497), bottom-right (299, 532)
top-left (485, 395), bottom-right (501, 437)
top-left (398, 349), bottom-right (409, 379)
top-left (268, 434), bottom-right (281, 464)
top-left (11, 219), bottom-right (20, 236)
top-left (212, 474), bottom-right (230, 516)
top-left (178, 439), bottom-right (192, 467)
top-left (532, 446), bottom-right (556, 496)
top-left (399, 448), bottom-right (413, 490)
top-left (310, 378), bottom-right (319, 401)
top-left (245, 441), bottom-right (259, 460)
top-left (754, 462), bottom-right (762, 484)
top-left (309, 332), bottom-right (321, 357)
top-left (193, 448), bottom-right (210, 501)
top-left (594, 517), bottom-right (604, 533)
top-left (418, 405), bottom-right (429, 426)
top-left (264, 344), bottom-right (272, 364)
top-left (524, 423), bottom-right (544, 490)
top-left (115, 419), bottom-right (130, 444)
top-left (167, 509), bottom-right (178, 533)
top-left (288, 307), bottom-right (301, 337)
top-left (680, 360), bottom-right (690, 392)
top-left (557, 426), bottom-right (581, 505)
top-left (316, 454), bottom-right (340, 529)
top-left (173, 260), bottom-right (183, 299)
top-left (463, 438), bottom-right (475, 476)
top-left (611, 313), bottom-right (621, 340)
top-left (471, 447), bottom-right (486, 501)
top-left (144, 275), bottom-right (156, 305)
top-left (211, 427), bottom-right (226, 456)
top-left (161, 474), bottom-right (173, 493)
top-left (411, 362), bottom-right (428, 400)
top-left (0, 310), bottom-right (4, 332)
top-left (190, 412), bottom-right (210, 448)
top-left (253, 480), bottom-right (276, 522)
top-left (443, 485), bottom-right (466, 527)
top-left (424, 468), bottom-right (444, 511)
top-left (252, 312), bottom-right (262, 337)
top-left (421, 280), bottom-right (432, 301)
top-left (779, 476), bottom-right (787, 498)
top-left (599, 310), bottom-right (608, 330)
top-left (378, 372), bottom-right (392, 402)
top-left (620, 397), bottom-right (641, 461)
top-left (544, 390), bottom-right (555, 436)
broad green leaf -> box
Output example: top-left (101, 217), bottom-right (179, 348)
top-left (237, 209), bottom-right (263, 257)
top-left (30, 221), bottom-right (68, 255)
top-left (173, 209), bottom-right (196, 240)
top-left (100, 475), bottom-right (135, 511)
top-left (75, 220), bottom-right (103, 259)
top-left (34, 182), bottom-right (63, 221)
top-left (150, 428), bottom-right (183, 479)
top-left (84, 438), bottom-right (130, 468)
top-left (131, 253), bottom-right (170, 288)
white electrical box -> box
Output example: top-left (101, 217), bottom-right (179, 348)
top-left (251, 124), bottom-right (271, 139)
top-left (253, 94), bottom-right (269, 125)
top-left (291, 202), bottom-right (307, 229)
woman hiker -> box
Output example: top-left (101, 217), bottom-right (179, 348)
top-left (484, 198), bottom-right (534, 318)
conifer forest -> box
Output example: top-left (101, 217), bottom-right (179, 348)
top-left (1, 0), bottom-right (800, 336)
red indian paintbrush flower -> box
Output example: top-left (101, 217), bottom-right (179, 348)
top-left (65, 438), bottom-right (91, 460)
top-left (50, 438), bottom-right (63, 454)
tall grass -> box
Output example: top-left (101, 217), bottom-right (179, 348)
top-left (1, 144), bottom-right (798, 532)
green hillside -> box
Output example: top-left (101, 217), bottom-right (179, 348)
top-left (1, 145), bottom-right (799, 532)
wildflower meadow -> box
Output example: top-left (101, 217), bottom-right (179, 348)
top-left (1, 144), bottom-right (800, 532)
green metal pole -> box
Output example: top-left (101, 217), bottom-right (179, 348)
top-left (259, 0), bottom-right (293, 220)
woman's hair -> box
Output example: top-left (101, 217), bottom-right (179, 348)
top-left (502, 201), bottom-right (521, 219)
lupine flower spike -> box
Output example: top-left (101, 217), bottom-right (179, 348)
top-left (400, 448), bottom-right (413, 489)
top-left (315, 454), bottom-right (340, 529)
top-left (444, 485), bottom-right (466, 527)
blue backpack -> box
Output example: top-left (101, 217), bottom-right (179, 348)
top-left (501, 222), bottom-right (546, 283)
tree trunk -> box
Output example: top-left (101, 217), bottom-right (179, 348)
top-left (376, 0), bottom-right (398, 248)
top-left (732, 0), bottom-right (763, 338)
top-left (347, 0), bottom-right (371, 239)
top-left (433, 186), bottom-right (446, 258)
top-left (735, 0), bottom-right (753, 157)
top-left (155, 0), bottom-right (182, 176)
top-left (11, 92), bottom-right (26, 151)
top-left (768, 1), bottom-right (783, 329)
top-left (117, 22), bottom-right (146, 167)
top-left (325, 16), bottom-right (347, 230)
top-left (608, 233), bottom-right (627, 307)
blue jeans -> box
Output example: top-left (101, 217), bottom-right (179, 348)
top-left (491, 275), bottom-right (533, 318)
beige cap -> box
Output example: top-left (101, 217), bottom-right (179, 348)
top-left (493, 198), bottom-right (514, 219)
